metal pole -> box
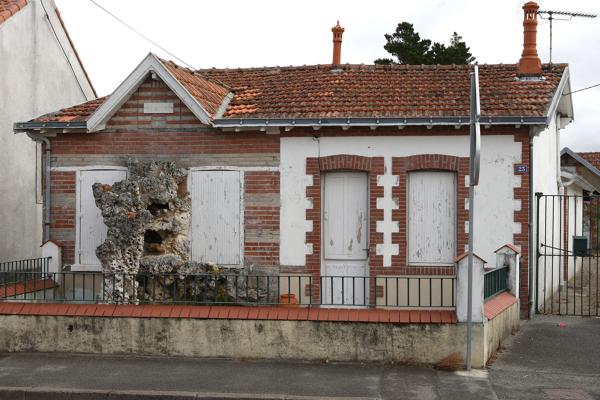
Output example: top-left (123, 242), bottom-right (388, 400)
top-left (466, 183), bottom-right (474, 370)
top-left (549, 13), bottom-right (553, 66)
top-left (466, 64), bottom-right (480, 372)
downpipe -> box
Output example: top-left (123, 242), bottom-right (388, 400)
top-left (529, 139), bottom-right (535, 318)
top-left (27, 133), bottom-right (51, 243)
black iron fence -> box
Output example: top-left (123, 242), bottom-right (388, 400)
top-left (0, 271), bottom-right (456, 309)
top-left (536, 193), bottom-right (600, 316)
top-left (484, 266), bottom-right (509, 299)
top-left (0, 257), bottom-right (50, 284)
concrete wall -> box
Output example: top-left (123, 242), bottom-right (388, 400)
top-left (0, 315), bottom-right (489, 367)
top-left (0, 0), bottom-right (95, 260)
top-left (483, 300), bottom-right (520, 363)
top-left (280, 134), bottom-right (522, 267)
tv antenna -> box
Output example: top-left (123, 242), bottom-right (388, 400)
top-left (537, 9), bottom-right (597, 65)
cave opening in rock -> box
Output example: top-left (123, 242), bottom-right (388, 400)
top-left (144, 229), bottom-right (165, 255)
top-left (148, 202), bottom-right (169, 216)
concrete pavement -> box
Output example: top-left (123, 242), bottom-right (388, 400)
top-left (489, 315), bottom-right (600, 400)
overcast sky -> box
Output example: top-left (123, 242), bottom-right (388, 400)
top-left (55, 0), bottom-right (599, 151)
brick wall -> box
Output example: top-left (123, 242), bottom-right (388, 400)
top-left (47, 76), bottom-right (280, 269)
top-left (514, 132), bottom-right (530, 317)
top-left (49, 171), bottom-right (76, 264)
top-left (304, 155), bottom-right (385, 301)
top-left (391, 154), bottom-right (469, 276)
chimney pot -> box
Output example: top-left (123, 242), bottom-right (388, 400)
top-left (518, 1), bottom-right (542, 76)
top-left (332, 21), bottom-right (345, 65)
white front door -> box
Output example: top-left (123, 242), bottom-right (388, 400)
top-left (79, 169), bottom-right (127, 266)
top-left (322, 172), bottom-right (369, 306)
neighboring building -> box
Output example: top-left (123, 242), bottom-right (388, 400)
top-left (0, 0), bottom-right (96, 260)
top-left (15, 2), bottom-right (573, 317)
top-left (533, 148), bottom-right (600, 315)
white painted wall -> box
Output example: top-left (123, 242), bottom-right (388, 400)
top-left (0, 0), bottom-right (95, 260)
top-left (280, 135), bottom-right (522, 268)
top-left (531, 113), bottom-right (565, 310)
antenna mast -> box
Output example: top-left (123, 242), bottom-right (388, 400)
top-left (537, 9), bottom-right (597, 65)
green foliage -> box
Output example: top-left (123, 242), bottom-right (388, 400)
top-left (375, 23), bottom-right (475, 65)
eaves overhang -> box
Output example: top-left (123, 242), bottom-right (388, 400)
top-left (14, 121), bottom-right (87, 132)
top-left (212, 115), bottom-right (548, 129)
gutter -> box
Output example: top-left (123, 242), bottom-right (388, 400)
top-left (14, 121), bottom-right (87, 131)
top-left (26, 133), bottom-right (51, 243)
top-left (212, 116), bottom-right (548, 129)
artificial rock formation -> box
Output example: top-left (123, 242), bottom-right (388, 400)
top-left (93, 159), bottom-right (274, 304)
top-left (93, 159), bottom-right (193, 303)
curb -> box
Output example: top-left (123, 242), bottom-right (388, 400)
top-left (0, 387), bottom-right (379, 400)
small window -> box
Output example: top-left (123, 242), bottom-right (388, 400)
top-left (408, 171), bottom-right (456, 265)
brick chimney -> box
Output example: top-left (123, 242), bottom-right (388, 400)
top-left (332, 21), bottom-right (345, 65)
top-left (518, 1), bottom-right (542, 76)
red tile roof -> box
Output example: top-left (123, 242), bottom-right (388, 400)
top-left (161, 59), bottom-right (231, 118)
top-left (33, 96), bottom-right (107, 123)
top-left (25, 61), bottom-right (568, 125)
top-left (201, 63), bottom-right (566, 119)
top-left (0, 0), bottom-right (27, 25)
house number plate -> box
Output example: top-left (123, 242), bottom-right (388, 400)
top-left (515, 164), bottom-right (528, 174)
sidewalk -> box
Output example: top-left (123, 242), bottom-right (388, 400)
top-left (0, 353), bottom-right (497, 400)
top-left (489, 315), bottom-right (600, 400)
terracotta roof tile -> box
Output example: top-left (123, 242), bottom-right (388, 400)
top-left (160, 59), bottom-right (231, 118)
top-left (33, 96), bottom-right (107, 123)
top-left (26, 62), bottom-right (567, 125)
top-left (201, 63), bottom-right (566, 119)
top-left (0, 0), bottom-right (27, 25)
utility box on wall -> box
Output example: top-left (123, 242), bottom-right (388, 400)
top-left (572, 236), bottom-right (588, 257)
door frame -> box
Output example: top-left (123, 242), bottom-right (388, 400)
top-left (320, 170), bottom-right (370, 305)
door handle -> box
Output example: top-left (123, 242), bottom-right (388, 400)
top-left (363, 248), bottom-right (370, 257)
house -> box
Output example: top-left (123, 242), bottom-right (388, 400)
top-left (14, 2), bottom-right (573, 319)
top-left (0, 0), bottom-right (96, 260)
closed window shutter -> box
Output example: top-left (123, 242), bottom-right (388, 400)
top-left (79, 170), bottom-right (127, 265)
top-left (191, 170), bottom-right (241, 265)
top-left (408, 171), bottom-right (456, 265)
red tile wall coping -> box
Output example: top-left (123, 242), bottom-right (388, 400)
top-left (0, 279), bottom-right (57, 298)
top-left (0, 303), bottom-right (458, 324)
top-left (484, 292), bottom-right (518, 320)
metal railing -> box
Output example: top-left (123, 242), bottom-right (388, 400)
top-left (0, 257), bottom-right (50, 284)
top-left (0, 271), bottom-right (456, 309)
top-left (484, 265), bottom-right (509, 299)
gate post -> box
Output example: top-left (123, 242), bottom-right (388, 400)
top-left (495, 244), bottom-right (520, 297)
top-left (533, 192), bottom-right (543, 315)
top-left (455, 252), bottom-right (485, 323)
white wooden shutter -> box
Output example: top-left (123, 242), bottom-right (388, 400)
top-left (79, 170), bottom-right (126, 265)
top-left (191, 170), bottom-right (241, 265)
top-left (408, 171), bottom-right (456, 265)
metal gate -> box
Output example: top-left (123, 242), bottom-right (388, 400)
top-left (536, 193), bottom-right (600, 316)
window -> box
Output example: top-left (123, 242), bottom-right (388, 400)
top-left (408, 171), bottom-right (456, 265)
top-left (191, 170), bottom-right (242, 265)
top-left (78, 169), bottom-right (127, 266)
